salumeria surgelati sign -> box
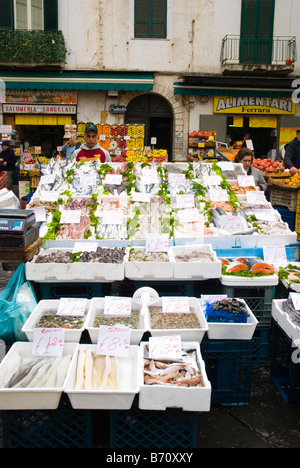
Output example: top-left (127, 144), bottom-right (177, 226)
top-left (2, 104), bottom-right (76, 114)
top-left (213, 96), bottom-right (295, 115)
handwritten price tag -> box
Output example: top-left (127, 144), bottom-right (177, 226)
top-left (263, 245), bottom-right (287, 264)
top-left (203, 175), bottom-right (222, 186)
top-left (131, 192), bottom-right (151, 203)
top-left (80, 174), bottom-right (96, 187)
top-left (104, 296), bottom-right (132, 316)
top-left (238, 175), bottom-right (255, 187)
top-left (290, 293), bottom-right (300, 311)
top-left (146, 233), bottom-right (169, 252)
top-left (32, 206), bottom-right (46, 222)
top-left (96, 325), bottom-right (131, 357)
top-left (57, 298), bottom-right (87, 316)
top-left (32, 328), bottom-right (65, 357)
top-left (102, 210), bottom-right (123, 225)
top-left (148, 335), bottom-right (182, 361)
top-left (246, 191), bottom-right (266, 204)
top-left (162, 297), bottom-right (190, 313)
top-left (200, 294), bottom-right (227, 307)
top-left (220, 215), bottom-right (243, 233)
top-left (40, 191), bottom-right (60, 202)
top-left (141, 168), bottom-right (159, 184)
top-left (209, 189), bottom-right (229, 202)
top-left (175, 194), bottom-right (195, 209)
top-left (253, 209), bottom-right (276, 221)
top-left (104, 174), bottom-right (122, 185)
top-left (40, 174), bottom-right (55, 185)
top-left (168, 173), bottom-right (186, 187)
top-left (178, 208), bottom-right (200, 223)
top-left (217, 161), bottom-right (234, 171)
top-left (60, 209), bottom-right (81, 224)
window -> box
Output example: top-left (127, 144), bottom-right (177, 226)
top-left (0, 0), bottom-right (58, 30)
top-left (15, 0), bottom-right (43, 30)
top-left (135, 0), bottom-right (167, 38)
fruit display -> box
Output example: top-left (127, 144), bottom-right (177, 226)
top-left (252, 158), bottom-right (285, 174)
top-left (284, 169), bottom-right (300, 186)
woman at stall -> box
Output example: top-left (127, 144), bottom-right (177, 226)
top-left (234, 147), bottom-right (267, 192)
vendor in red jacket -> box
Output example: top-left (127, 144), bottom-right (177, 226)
top-left (72, 123), bottom-right (111, 163)
top-left (0, 140), bottom-right (16, 190)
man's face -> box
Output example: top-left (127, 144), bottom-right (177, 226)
top-left (296, 132), bottom-right (300, 142)
top-left (1, 144), bottom-right (8, 150)
top-left (84, 131), bottom-right (97, 148)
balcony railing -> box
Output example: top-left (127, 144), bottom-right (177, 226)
top-left (0, 29), bottom-right (67, 66)
top-left (221, 35), bottom-right (296, 68)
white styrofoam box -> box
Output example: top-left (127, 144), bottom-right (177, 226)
top-left (125, 246), bottom-right (174, 280)
top-left (272, 299), bottom-right (300, 343)
top-left (75, 247), bottom-right (126, 281)
top-left (85, 298), bottom-right (146, 345)
top-left (169, 244), bottom-right (221, 280)
top-left (22, 299), bottom-right (90, 342)
top-left (0, 342), bottom-right (78, 410)
top-left (147, 297), bottom-right (208, 342)
top-left (220, 257), bottom-right (278, 286)
top-left (64, 344), bottom-right (141, 410)
top-left (274, 262), bottom-right (300, 293)
top-left (202, 298), bottom-right (258, 340)
top-left (138, 341), bottom-right (211, 411)
top-left (26, 248), bottom-right (77, 282)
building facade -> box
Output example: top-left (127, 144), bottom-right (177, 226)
top-left (0, 0), bottom-right (300, 161)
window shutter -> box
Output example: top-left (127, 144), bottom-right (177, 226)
top-left (43, 0), bottom-right (58, 30)
top-left (0, 0), bottom-right (14, 29)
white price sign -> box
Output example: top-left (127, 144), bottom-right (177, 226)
top-left (209, 189), bottom-right (229, 202)
top-left (175, 194), bottom-right (195, 209)
top-left (80, 174), bottom-right (96, 187)
top-left (102, 210), bottom-right (123, 224)
top-left (200, 294), bottom-right (227, 307)
top-left (104, 296), bottom-right (132, 316)
top-left (238, 175), bottom-right (255, 187)
top-left (290, 293), bottom-right (300, 311)
top-left (178, 208), bottom-right (200, 223)
top-left (32, 206), bottom-right (46, 222)
top-left (141, 168), bottom-right (159, 184)
top-left (131, 192), bottom-right (151, 203)
top-left (32, 328), bottom-right (65, 357)
top-left (60, 209), bottom-right (81, 224)
top-left (57, 298), bottom-right (87, 316)
top-left (220, 215), bottom-right (244, 233)
top-left (246, 190), bottom-right (266, 204)
top-left (104, 174), bottom-right (122, 185)
top-left (217, 161), bottom-right (234, 171)
top-left (168, 173), bottom-right (186, 187)
top-left (203, 175), bottom-right (222, 186)
top-left (148, 335), bottom-right (182, 361)
top-left (96, 325), bottom-right (131, 357)
top-left (162, 296), bottom-right (190, 313)
top-left (146, 233), bottom-right (169, 252)
top-left (253, 209), bottom-right (276, 221)
top-left (40, 191), bottom-right (60, 202)
top-left (40, 174), bottom-right (55, 185)
top-left (263, 245), bottom-right (287, 264)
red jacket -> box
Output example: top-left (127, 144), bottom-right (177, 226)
top-left (75, 147), bottom-right (107, 163)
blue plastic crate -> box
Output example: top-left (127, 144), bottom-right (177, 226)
top-left (252, 325), bottom-right (270, 367)
top-left (1, 395), bottom-right (93, 448)
top-left (270, 320), bottom-right (300, 407)
top-left (200, 338), bottom-right (253, 406)
top-left (110, 399), bottom-right (197, 448)
top-left (273, 205), bottom-right (296, 231)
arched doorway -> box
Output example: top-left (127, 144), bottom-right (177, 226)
top-left (125, 93), bottom-right (173, 160)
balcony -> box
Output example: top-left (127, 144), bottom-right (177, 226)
top-left (220, 35), bottom-right (296, 75)
top-left (0, 29), bottom-right (67, 68)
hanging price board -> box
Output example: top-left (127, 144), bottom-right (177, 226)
top-left (148, 335), bottom-right (182, 361)
top-left (32, 328), bottom-right (65, 356)
top-left (96, 325), bottom-right (131, 357)
top-left (162, 297), bottom-right (190, 313)
top-left (104, 296), bottom-right (132, 316)
top-left (57, 298), bottom-right (87, 316)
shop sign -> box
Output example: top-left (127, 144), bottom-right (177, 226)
top-left (109, 104), bottom-right (127, 114)
top-left (5, 89), bottom-right (77, 105)
top-left (213, 96), bottom-right (295, 115)
top-left (3, 104), bottom-right (76, 114)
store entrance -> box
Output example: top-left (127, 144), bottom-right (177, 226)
top-left (227, 116), bottom-right (277, 158)
top-left (16, 124), bottom-right (65, 157)
top-left (125, 94), bottom-right (173, 160)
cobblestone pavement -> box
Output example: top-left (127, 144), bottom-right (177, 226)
top-left (0, 264), bottom-right (300, 448)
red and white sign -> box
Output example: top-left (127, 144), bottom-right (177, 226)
top-left (3, 104), bottom-right (76, 114)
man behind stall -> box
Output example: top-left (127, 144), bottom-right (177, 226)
top-left (0, 141), bottom-right (16, 190)
top-left (72, 124), bottom-right (111, 163)
top-left (284, 128), bottom-right (300, 175)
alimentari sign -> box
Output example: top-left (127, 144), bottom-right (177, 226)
top-left (213, 96), bottom-right (295, 115)
top-left (3, 104), bottom-right (76, 114)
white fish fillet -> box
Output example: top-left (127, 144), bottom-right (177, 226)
top-left (93, 354), bottom-right (106, 388)
top-left (75, 347), bottom-right (86, 389)
top-left (83, 348), bottom-right (93, 390)
top-left (107, 356), bottom-right (118, 390)
top-left (98, 355), bottom-right (111, 390)
top-left (0, 351), bottom-right (21, 387)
